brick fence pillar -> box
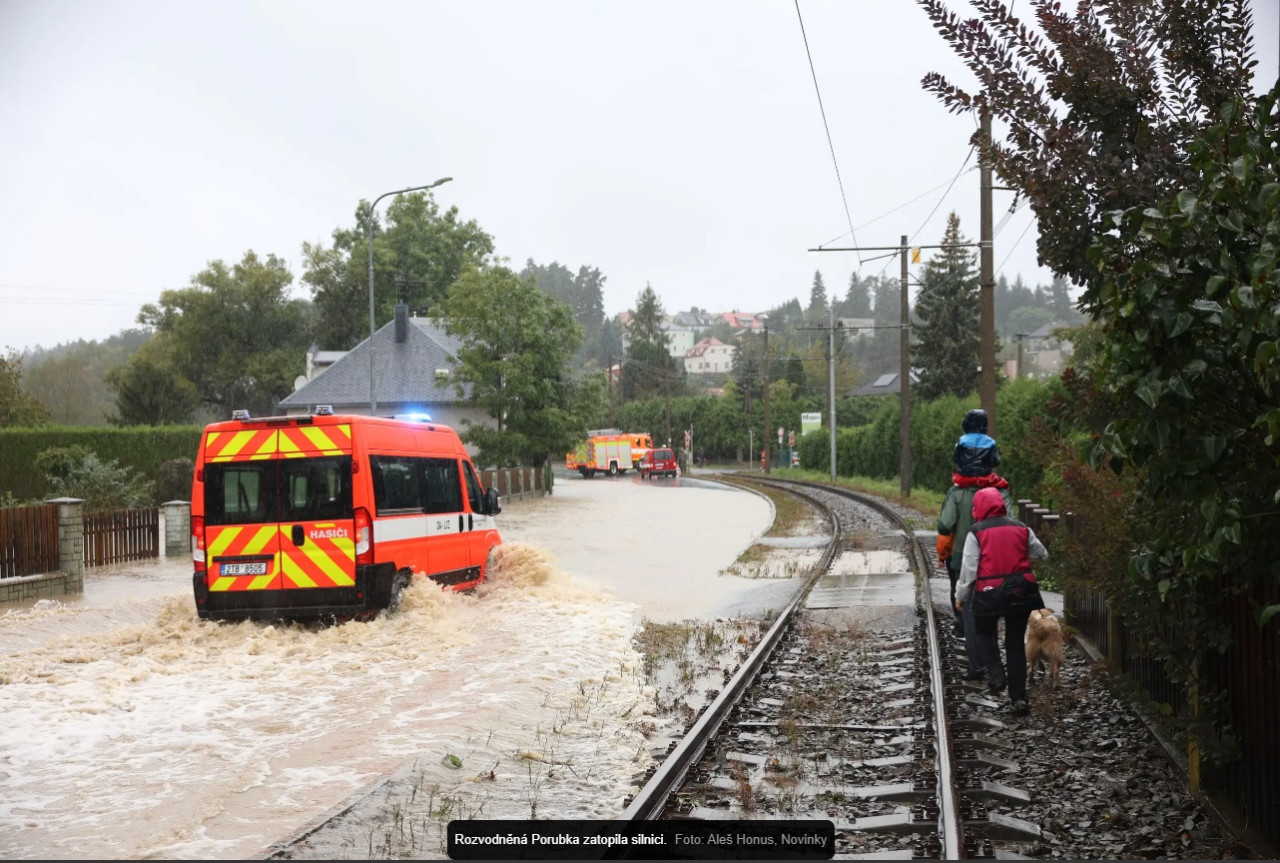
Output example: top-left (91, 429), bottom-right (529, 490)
top-left (162, 500), bottom-right (191, 559)
top-left (46, 497), bottom-right (85, 593)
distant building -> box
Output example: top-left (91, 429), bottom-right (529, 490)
top-left (1020, 322), bottom-right (1076, 378)
top-left (848, 369), bottom-right (920, 397)
top-left (719, 311), bottom-right (764, 332)
top-left (683, 337), bottom-right (735, 375)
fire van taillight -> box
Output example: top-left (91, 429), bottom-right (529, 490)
top-left (354, 507), bottom-right (372, 565)
top-left (192, 515), bottom-right (206, 573)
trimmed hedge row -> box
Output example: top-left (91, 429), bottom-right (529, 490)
top-left (797, 378), bottom-right (1058, 500)
top-left (0, 426), bottom-right (203, 503)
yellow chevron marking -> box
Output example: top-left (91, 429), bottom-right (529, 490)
top-left (251, 431), bottom-right (278, 458)
top-left (207, 527), bottom-right (242, 556)
top-left (247, 574), bottom-right (275, 590)
top-left (220, 430), bottom-right (261, 459)
top-left (210, 577), bottom-right (236, 592)
top-left (299, 425), bottom-right (344, 453)
top-left (242, 526), bottom-right (277, 555)
top-left (309, 539), bottom-right (355, 585)
top-left (281, 555), bottom-right (317, 588)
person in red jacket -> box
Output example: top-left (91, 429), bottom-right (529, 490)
top-left (954, 486), bottom-right (1049, 716)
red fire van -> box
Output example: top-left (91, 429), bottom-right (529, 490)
top-left (189, 407), bottom-right (502, 622)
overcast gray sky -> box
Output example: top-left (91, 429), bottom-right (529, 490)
top-left (2, 0), bottom-right (1277, 353)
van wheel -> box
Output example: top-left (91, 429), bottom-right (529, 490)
top-left (609, 463), bottom-right (619, 476)
top-left (388, 568), bottom-right (413, 613)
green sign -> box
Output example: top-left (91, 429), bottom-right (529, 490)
top-left (800, 412), bottom-right (822, 435)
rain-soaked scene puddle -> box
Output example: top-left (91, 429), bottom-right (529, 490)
top-left (0, 474), bottom-right (794, 860)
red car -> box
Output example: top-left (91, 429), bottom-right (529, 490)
top-left (638, 447), bottom-right (679, 479)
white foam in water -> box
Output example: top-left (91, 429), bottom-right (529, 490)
top-left (0, 543), bottom-right (652, 860)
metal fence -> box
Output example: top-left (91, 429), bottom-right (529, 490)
top-left (83, 508), bottom-right (159, 568)
top-left (0, 503), bottom-right (60, 579)
top-left (1022, 500), bottom-right (1279, 849)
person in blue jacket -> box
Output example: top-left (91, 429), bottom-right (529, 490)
top-left (953, 409), bottom-right (1001, 478)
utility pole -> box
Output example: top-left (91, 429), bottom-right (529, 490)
top-left (808, 238), bottom-right (982, 496)
top-left (979, 111), bottom-right (997, 436)
top-left (1015, 333), bottom-right (1026, 380)
top-left (899, 235), bottom-right (911, 497)
top-left (762, 322), bottom-right (771, 474)
top-left (828, 304), bottom-right (837, 481)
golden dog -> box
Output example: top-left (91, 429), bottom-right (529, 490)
top-left (1026, 608), bottom-right (1063, 688)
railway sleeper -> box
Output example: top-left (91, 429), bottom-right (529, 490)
top-left (956, 776), bottom-right (1032, 805)
top-left (961, 801), bottom-right (1043, 841)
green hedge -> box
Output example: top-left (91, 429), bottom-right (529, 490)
top-left (798, 378), bottom-right (1058, 501)
top-left (0, 425), bottom-right (202, 503)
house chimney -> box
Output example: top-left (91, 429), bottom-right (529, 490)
top-left (394, 301), bottom-right (409, 344)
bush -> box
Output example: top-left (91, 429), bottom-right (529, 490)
top-left (0, 425), bottom-right (202, 501)
top-left (36, 446), bottom-right (153, 512)
top-left (155, 458), bottom-right (195, 504)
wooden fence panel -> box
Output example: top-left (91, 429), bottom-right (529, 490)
top-left (83, 508), bottom-right (159, 569)
top-left (0, 504), bottom-right (60, 579)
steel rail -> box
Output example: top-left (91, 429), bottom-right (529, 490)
top-left (783, 479), bottom-right (965, 859)
top-left (620, 479), bottom-right (841, 821)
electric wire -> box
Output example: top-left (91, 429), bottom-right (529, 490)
top-left (816, 166), bottom-right (979, 248)
top-left (872, 144), bottom-right (977, 279)
top-left (794, 0), bottom-right (862, 267)
top-left (996, 217), bottom-right (1036, 275)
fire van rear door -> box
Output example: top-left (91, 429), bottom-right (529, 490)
top-left (202, 428), bottom-right (283, 593)
top-left (276, 424), bottom-right (355, 591)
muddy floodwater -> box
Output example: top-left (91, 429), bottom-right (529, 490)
top-left (0, 473), bottom-right (778, 859)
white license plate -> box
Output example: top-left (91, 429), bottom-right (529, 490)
top-left (221, 562), bottom-right (268, 576)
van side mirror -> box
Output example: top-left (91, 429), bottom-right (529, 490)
top-left (485, 487), bottom-right (502, 516)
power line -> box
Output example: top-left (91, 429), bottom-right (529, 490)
top-left (794, 0), bottom-right (861, 267)
top-left (993, 216), bottom-right (1034, 274)
top-left (872, 145), bottom-right (977, 279)
top-left (816, 166), bottom-right (979, 248)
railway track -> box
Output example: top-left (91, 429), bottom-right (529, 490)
top-left (622, 476), bottom-right (1040, 859)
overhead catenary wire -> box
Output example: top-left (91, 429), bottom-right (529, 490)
top-left (816, 166), bottom-right (979, 248)
top-left (794, 0), bottom-right (862, 267)
top-left (996, 217), bottom-right (1036, 276)
top-left (873, 145), bottom-right (977, 279)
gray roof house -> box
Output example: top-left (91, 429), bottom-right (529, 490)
top-left (278, 304), bottom-right (492, 443)
top-left (849, 369), bottom-right (921, 397)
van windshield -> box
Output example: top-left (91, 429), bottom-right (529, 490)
top-left (204, 457), bottom-right (353, 525)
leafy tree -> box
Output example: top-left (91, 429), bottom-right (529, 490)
top-left (22, 330), bottom-right (150, 426)
top-left (0, 349), bottom-right (50, 427)
top-left (922, 0), bottom-right (1272, 763)
top-left (444, 266), bottom-right (586, 468)
top-left (137, 251), bottom-right (313, 417)
top-left (106, 344), bottom-right (200, 425)
top-left (920, 0), bottom-right (1257, 297)
top-left (914, 213), bottom-right (981, 400)
top-left (521, 259), bottom-right (610, 367)
top-left (303, 192), bottom-right (494, 350)
top-left (17, 353), bottom-right (99, 425)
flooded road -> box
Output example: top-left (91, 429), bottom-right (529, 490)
top-left (0, 473), bottom-right (780, 859)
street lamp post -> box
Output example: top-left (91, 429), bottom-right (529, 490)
top-left (367, 177), bottom-right (453, 413)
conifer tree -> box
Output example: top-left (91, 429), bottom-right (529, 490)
top-left (914, 212), bottom-right (980, 400)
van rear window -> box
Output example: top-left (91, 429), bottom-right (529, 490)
top-left (204, 457), bottom-right (352, 525)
